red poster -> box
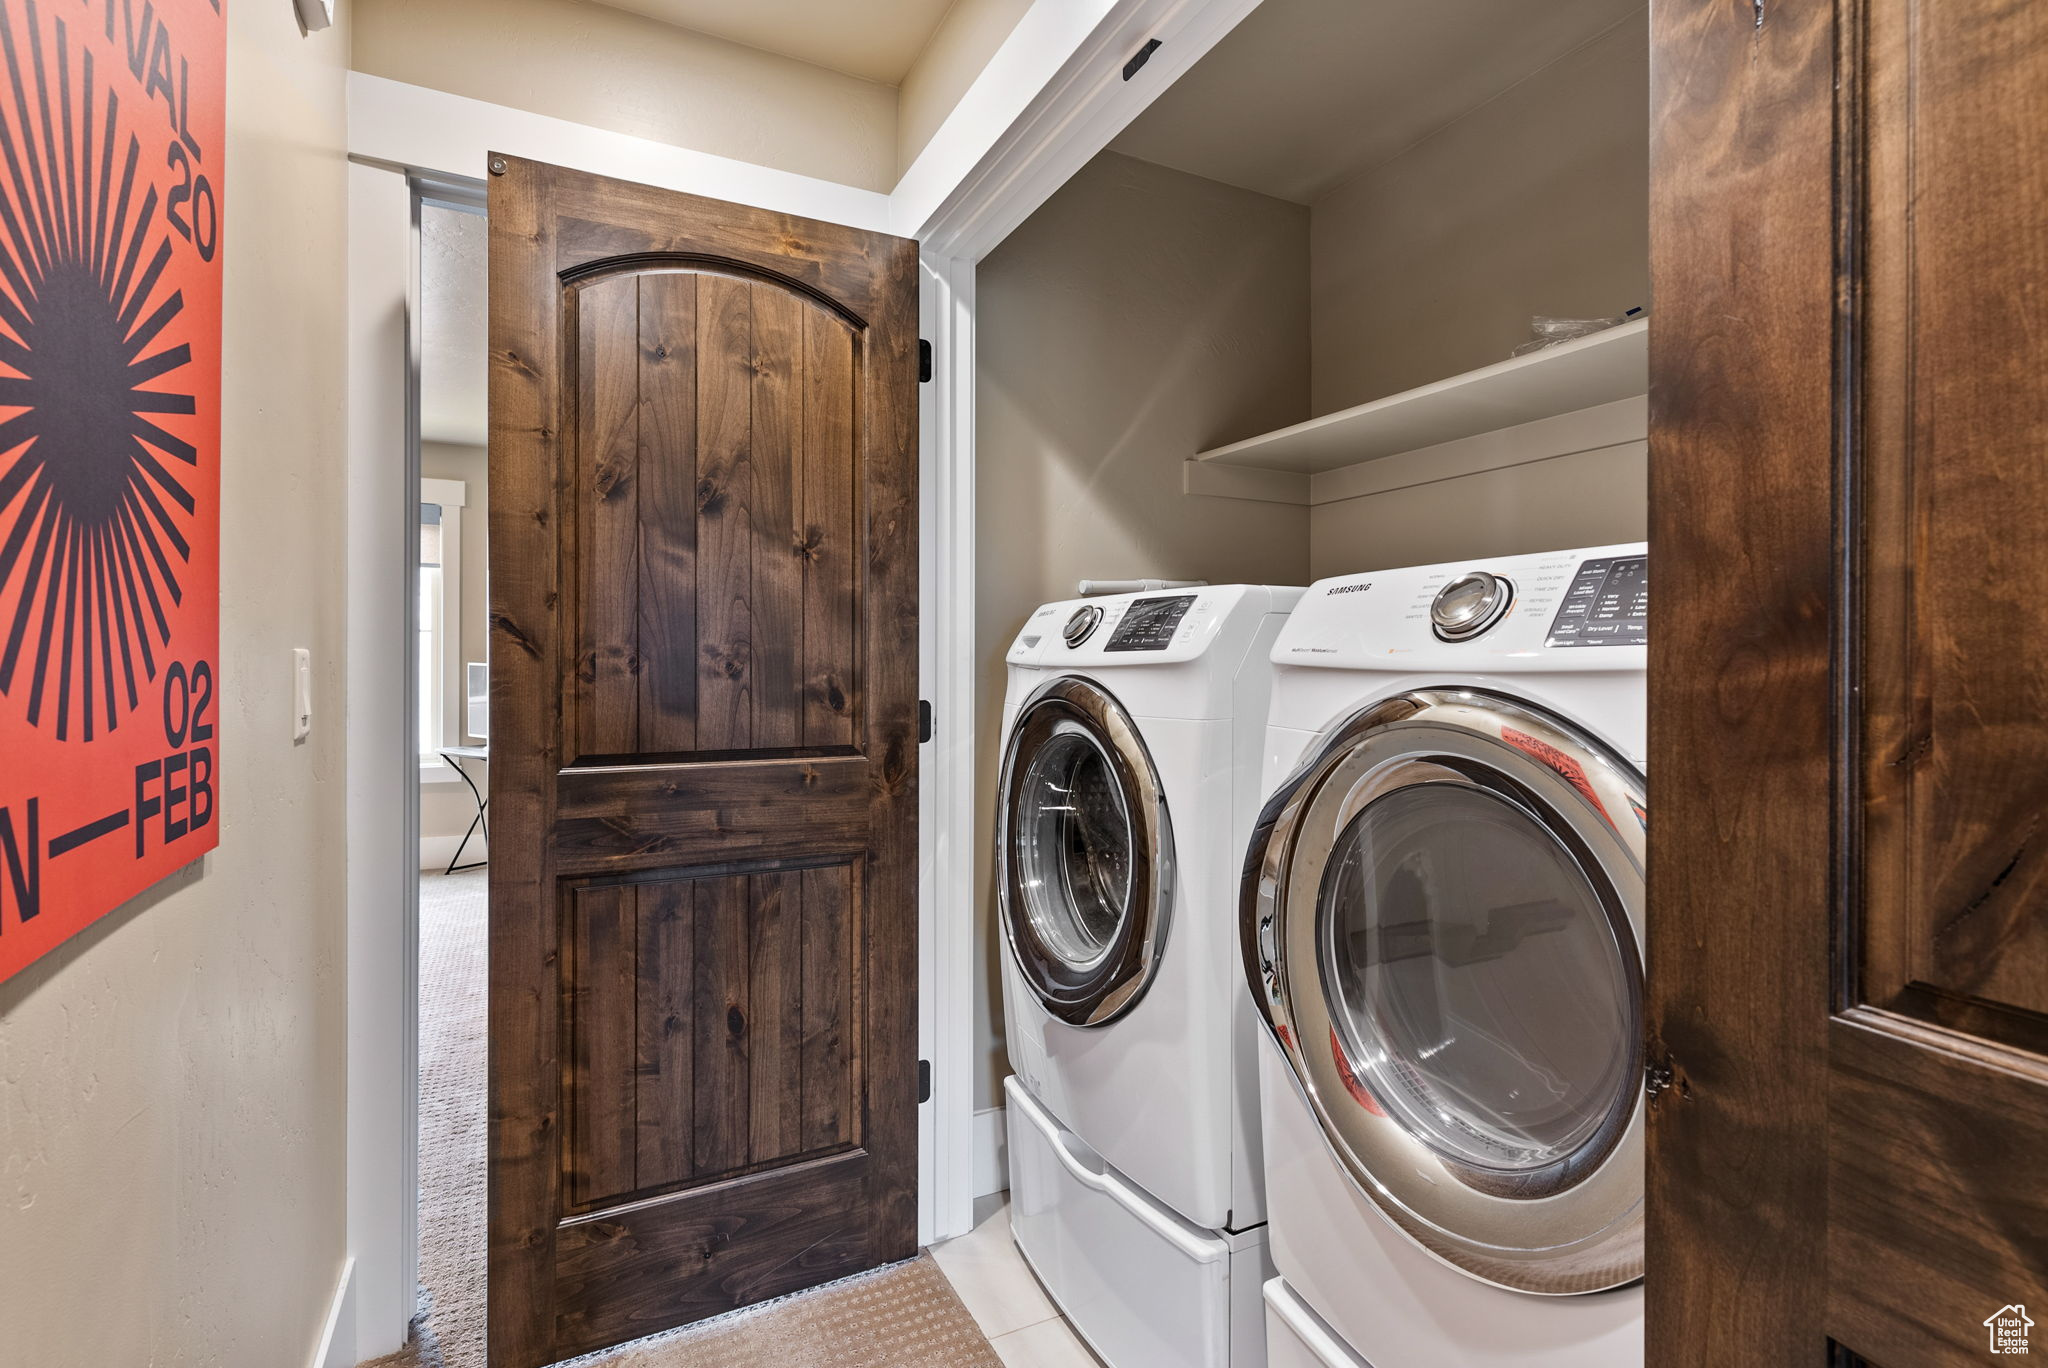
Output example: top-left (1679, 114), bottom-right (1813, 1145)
top-left (0, 0), bottom-right (225, 981)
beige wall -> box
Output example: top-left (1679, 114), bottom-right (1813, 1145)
top-left (1308, 10), bottom-right (1648, 413)
top-left (0, 6), bottom-right (353, 1366)
top-left (353, 0), bottom-right (899, 192)
top-left (1303, 9), bottom-right (1648, 578)
top-left (897, 0), bottom-right (1034, 177)
top-left (1309, 441), bottom-right (1648, 581)
top-left (975, 152), bottom-right (1311, 1106)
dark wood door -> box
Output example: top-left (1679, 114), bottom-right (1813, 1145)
top-left (485, 156), bottom-right (919, 1368)
top-left (1649, 1), bottom-right (2048, 1363)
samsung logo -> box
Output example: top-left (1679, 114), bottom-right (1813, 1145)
top-left (1325, 582), bottom-right (1373, 595)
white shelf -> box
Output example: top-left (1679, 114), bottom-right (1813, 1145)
top-left (1195, 318), bottom-right (1648, 475)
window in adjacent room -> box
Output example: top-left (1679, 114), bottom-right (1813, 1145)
top-left (419, 476), bottom-right (465, 767)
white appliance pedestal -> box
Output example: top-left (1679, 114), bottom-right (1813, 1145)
top-left (1006, 1076), bottom-right (1271, 1368)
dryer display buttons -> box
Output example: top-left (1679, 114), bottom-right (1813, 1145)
top-left (1104, 594), bottom-right (1196, 651)
top-left (1548, 556), bottom-right (1648, 647)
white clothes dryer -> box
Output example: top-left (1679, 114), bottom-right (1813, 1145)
top-left (996, 584), bottom-right (1302, 1368)
top-left (1242, 546), bottom-right (1648, 1368)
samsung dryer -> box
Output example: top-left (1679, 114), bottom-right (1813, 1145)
top-left (997, 583), bottom-right (1302, 1368)
top-left (1242, 546), bottom-right (1647, 1368)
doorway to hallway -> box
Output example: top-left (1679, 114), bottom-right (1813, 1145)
top-left (362, 180), bottom-right (493, 1368)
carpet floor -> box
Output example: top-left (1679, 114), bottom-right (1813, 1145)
top-left (367, 868), bottom-right (999, 1368)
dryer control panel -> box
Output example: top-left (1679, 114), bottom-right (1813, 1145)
top-left (1104, 594), bottom-right (1196, 651)
top-left (1546, 555), bottom-right (1648, 647)
top-left (1272, 542), bottom-right (1648, 673)
top-left (1007, 584), bottom-right (1305, 669)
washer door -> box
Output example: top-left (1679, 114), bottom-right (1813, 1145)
top-left (1242, 689), bottom-right (1645, 1293)
top-left (1000, 676), bottom-right (1173, 1026)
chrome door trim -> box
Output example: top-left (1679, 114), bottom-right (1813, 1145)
top-left (1241, 688), bottom-right (1647, 1294)
top-left (999, 675), bottom-right (1174, 1026)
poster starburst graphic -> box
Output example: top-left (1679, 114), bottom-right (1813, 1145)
top-left (0, 0), bottom-right (224, 980)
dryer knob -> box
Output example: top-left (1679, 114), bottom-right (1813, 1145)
top-left (1063, 604), bottom-right (1104, 648)
top-left (1431, 572), bottom-right (1512, 641)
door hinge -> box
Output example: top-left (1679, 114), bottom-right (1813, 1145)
top-left (1645, 1052), bottom-right (1687, 1108)
top-left (918, 338), bottom-right (933, 383)
top-left (918, 699), bottom-right (933, 743)
top-left (918, 1059), bottom-right (933, 1104)
top-left (1122, 37), bottom-right (1162, 81)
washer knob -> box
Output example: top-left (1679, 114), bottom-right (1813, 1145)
top-left (1063, 604), bottom-right (1104, 648)
top-left (1431, 572), bottom-right (1512, 641)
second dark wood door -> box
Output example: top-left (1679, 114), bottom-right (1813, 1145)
top-left (1648, 1), bottom-right (2048, 1362)
top-left (486, 156), bottom-right (919, 1367)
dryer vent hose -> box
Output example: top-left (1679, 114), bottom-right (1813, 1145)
top-left (1076, 578), bottom-right (1208, 596)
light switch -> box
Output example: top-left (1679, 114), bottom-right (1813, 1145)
top-left (293, 648), bottom-right (312, 741)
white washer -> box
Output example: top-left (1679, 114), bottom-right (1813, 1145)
top-left (1243, 545), bottom-right (1648, 1368)
top-left (996, 584), bottom-right (1303, 1368)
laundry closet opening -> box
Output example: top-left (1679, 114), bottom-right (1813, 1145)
top-left (972, 0), bottom-right (1649, 1207)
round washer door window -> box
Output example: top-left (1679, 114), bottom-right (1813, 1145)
top-left (1000, 677), bottom-right (1171, 1026)
top-left (1318, 782), bottom-right (1637, 1177)
top-left (1241, 689), bottom-right (1646, 1294)
top-left (1014, 726), bottom-right (1134, 969)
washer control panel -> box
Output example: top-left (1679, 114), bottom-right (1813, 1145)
top-left (1104, 594), bottom-right (1197, 651)
top-left (1547, 555), bottom-right (1648, 647)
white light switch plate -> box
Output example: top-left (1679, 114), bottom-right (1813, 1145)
top-left (293, 648), bottom-right (312, 741)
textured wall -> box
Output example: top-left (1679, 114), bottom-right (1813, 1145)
top-left (1310, 442), bottom-right (1648, 582)
top-left (973, 153), bottom-right (1312, 1106)
top-left (896, 0), bottom-right (1034, 177)
top-left (353, 0), bottom-right (899, 191)
top-left (0, 5), bottom-right (353, 1366)
top-left (1309, 11), bottom-right (1649, 412)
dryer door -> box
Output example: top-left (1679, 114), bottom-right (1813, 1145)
top-left (999, 676), bottom-right (1173, 1026)
top-left (1242, 689), bottom-right (1646, 1293)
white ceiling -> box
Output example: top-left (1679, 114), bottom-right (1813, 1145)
top-left (420, 203), bottom-right (488, 449)
top-left (585, 0), bottom-right (958, 84)
top-left (1110, 0), bottom-right (1645, 204)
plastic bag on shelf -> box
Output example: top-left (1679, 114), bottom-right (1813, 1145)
top-left (1510, 308), bottom-right (1643, 357)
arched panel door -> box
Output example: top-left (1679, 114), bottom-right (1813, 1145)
top-left (488, 157), bottom-right (917, 1368)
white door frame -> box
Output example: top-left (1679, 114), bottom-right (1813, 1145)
top-left (344, 157), bottom-right (418, 1363)
top-left (342, 0), bottom-right (1260, 1355)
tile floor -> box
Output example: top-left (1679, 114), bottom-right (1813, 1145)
top-left (930, 1196), bottom-right (1106, 1367)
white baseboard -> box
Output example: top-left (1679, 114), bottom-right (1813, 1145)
top-left (419, 833), bottom-right (485, 872)
top-left (309, 1257), bottom-right (356, 1368)
top-left (974, 1105), bottom-right (1008, 1198)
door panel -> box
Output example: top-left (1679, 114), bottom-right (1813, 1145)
top-left (562, 867), bottom-right (858, 1211)
top-left (1648, 1), bottom-right (2048, 1363)
top-left (1861, 0), bottom-right (2048, 1029)
top-left (489, 156), bottom-right (916, 1367)
top-left (564, 267), bottom-right (860, 764)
